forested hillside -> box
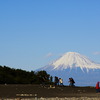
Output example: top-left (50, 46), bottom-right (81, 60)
top-left (0, 66), bottom-right (52, 84)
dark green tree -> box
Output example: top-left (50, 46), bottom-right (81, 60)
top-left (0, 66), bottom-right (52, 84)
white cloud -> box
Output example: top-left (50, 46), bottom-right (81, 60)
top-left (46, 53), bottom-right (53, 58)
top-left (93, 52), bottom-right (100, 55)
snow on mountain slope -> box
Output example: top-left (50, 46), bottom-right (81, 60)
top-left (41, 52), bottom-right (100, 72)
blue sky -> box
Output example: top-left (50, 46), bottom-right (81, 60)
top-left (0, 0), bottom-right (100, 71)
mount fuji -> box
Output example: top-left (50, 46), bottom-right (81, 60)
top-left (37, 52), bottom-right (100, 86)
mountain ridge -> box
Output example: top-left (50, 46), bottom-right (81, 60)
top-left (40, 52), bottom-right (100, 72)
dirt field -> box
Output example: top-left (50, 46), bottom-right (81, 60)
top-left (0, 84), bottom-right (100, 99)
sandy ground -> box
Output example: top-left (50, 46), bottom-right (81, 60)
top-left (0, 98), bottom-right (100, 100)
top-left (0, 84), bottom-right (100, 100)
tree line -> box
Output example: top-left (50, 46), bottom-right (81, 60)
top-left (0, 65), bottom-right (53, 84)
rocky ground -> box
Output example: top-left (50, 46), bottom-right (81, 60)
top-left (0, 84), bottom-right (100, 100)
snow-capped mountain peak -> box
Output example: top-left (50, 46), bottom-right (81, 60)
top-left (37, 52), bottom-right (100, 86)
top-left (52, 52), bottom-right (100, 69)
top-left (41, 52), bottom-right (100, 72)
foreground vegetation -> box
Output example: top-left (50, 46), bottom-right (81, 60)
top-left (0, 65), bottom-right (52, 84)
